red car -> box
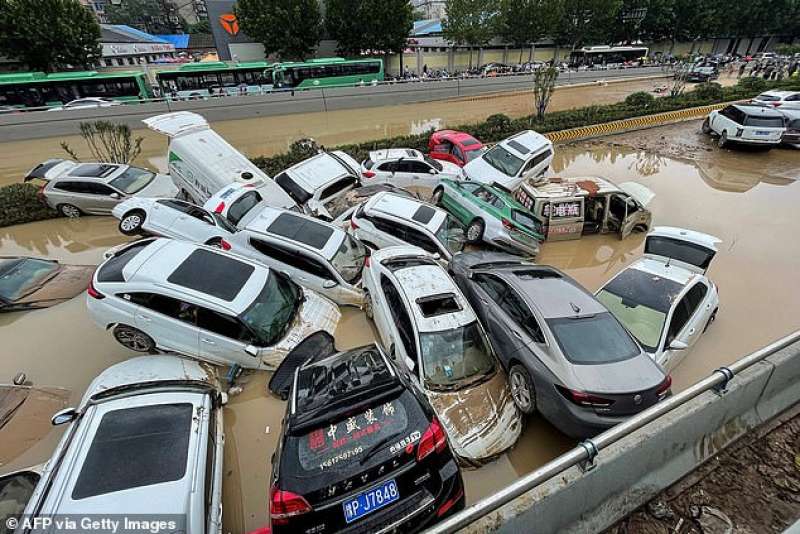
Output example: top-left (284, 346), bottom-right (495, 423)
top-left (427, 130), bottom-right (485, 167)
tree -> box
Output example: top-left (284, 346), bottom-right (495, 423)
top-left (235, 0), bottom-right (322, 60)
top-left (442, 0), bottom-right (498, 68)
top-left (532, 65), bottom-right (558, 119)
top-left (326, 0), bottom-right (413, 56)
top-left (0, 0), bottom-right (101, 72)
top-left (551, 0), bottom-right (623, 53)
top-left (495, 0), bottom-right (551, 63)
top-left (638, 0), bottom-right (717, 54)
top-left (610, 0), bottom-right (649, 44)
top-left (187, 19), bottom-right (211, 34)
top-left (105, 0), bottom-right (179, 34)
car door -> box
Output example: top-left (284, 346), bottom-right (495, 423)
top-left (660, 281), bottom-right (711, 369)
top-left (378, 274), bottom-right (419, 375)
top-left (151, 199), bottom-right (214, 240)
top-left (362, 214), bottom-right (407, 248)
top-left (128, 292), bottom-right (199, 356)
top-left (390, 160), bottom-right (418, 188)
top-left (402, 224), bottom-right (445, 258)
top-left (443, 181), bottom-right (478, 222)
top-left (196, 306), bottom-right (256, 367)
top-left (174, 205), bottom-right (227, 243)
top-left (409, 160), bottom-right (439, 187)
top-left (375, 161), bottom-right (399, 185)
top-left (544, 198), bottom-right (584, 241)
top-left (614, 194), bottom-right (644, 239)
top-left (470, 273), bottom-right (521, 367)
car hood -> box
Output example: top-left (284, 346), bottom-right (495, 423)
top-left (568, 354), bottom-right (664, 395)
top-left (463, 157), bottom-right (510, 185)
top-left (426, 369), bottom-right (521, 464)
top-left (136, 173), bottom-right (179, 198)
top-left (11, 264), bottom-right (95, 310)
top-left (618, 182), bottom-right (655, 207)
top-left (439, 160), bottom-right (464, 176)
top-left (264, 290), bottom-right (341, 370)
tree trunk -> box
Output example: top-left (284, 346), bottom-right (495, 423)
top-left (468, 47), bottom-right (473, 69)
top-left (519, 47), bottom-right (524, 64)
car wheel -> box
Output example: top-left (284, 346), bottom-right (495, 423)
top-left (466, 219), bottom-right (485, 244)
top-left (703, 308), bottom-right (718, 333)
top-left (112, 325), bottom-right (155, 353)
top-left (119, 209), bottom-right (145, 235)
top-left (431, 187), bottom-right (444, 206)
top-left (58, 204), bottom-right (81, 218)
top-left (363, 291), bottom-right (374, 319)
top-left (509, 364), bottom-right (536, 414)
top-left (701, 118), bottom-right (711, 134)
top-left (718, 131), bottom-right (729, 148)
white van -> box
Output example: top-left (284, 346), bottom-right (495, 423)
top-left (143, 112), bottom-right (297, 209)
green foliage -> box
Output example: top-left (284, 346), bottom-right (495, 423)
top-left (235, 0), bottom-right (322, 60)
top-left (326, 0), bottom-right (413, 56)
top-left (61, 121), bottom-right (144, 164)
top-left (0, 184), bottom-right (58, 228)
top-left (106, 0), bottom-right (176, 34)
top-left (691, 82), bottom-right (723, 102)
top-left (495, 0), bottom-right (549, 50)
top-left (625, 91), bottom-right (655, 107)
top-left (442, 0), bottom-right (497, 47)
top-left (551, 0), bottom-right (622, 48)
top-left (187, 19), bottom-right (211, 34)
top-left (736, 76), bottom-right (768, 94)
top-left (0, 0), bottom-right (101, 72)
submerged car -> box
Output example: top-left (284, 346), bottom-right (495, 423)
top-left (0, 257), bottom-right (94, 312)
top-left (360, 149), bottom-right (465, 189)
top-left (432, 179), bottom-right (543, 257)
top-left (363, 246), bottom-right (522, 464)
top-left (87, 238), bottom-right (340, 369)
top-left (19, 355), bottom-right (225, 533)
top-left (113, 192), bottom-right (369, 307)
top-left (463, 130), bottom-right (553, 190)
top-left (449, 251), bottom-right (672, 438)
top-left (265, 334), bottom-right (465, 533)
top-left (596, 227), bottom-right (721, 371)
top-left (702, 104), bottom-right (785, 148)
top-left (428, 130), bottom-right (485, 167)
top-left (26, 159), bottom-right (178, 218)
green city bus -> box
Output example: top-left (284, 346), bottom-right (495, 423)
top-left (0, 70), bottom-right (152, 109)
top-left (268, 57), bottom-right (384, 90)
top-left (155, 61), bottom-right (272, 98)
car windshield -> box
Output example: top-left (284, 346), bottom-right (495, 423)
top-left (435, 215), bottom-right (466, 255)
top-left (511, 209), bottom-right (541, 233)
top-left (547, 313), bottom-right (641, 364)
top-left (274, 172), bottom-right (312, 205)
top-left (212, 212), bottom-right (237, 233)
top-left (109, 167), bottom-right (155, 194)
top-left (0, 258), bottom-right (59, 302)
top-left (424, 156), bottom-right (443, 171)
top-left (240, 272), bottom-right (303, 346)
top-left (419, 322), bottom-right (495, 389)
top-left (744, 115), bottom-right (785, 128)
top-left (330, 234), bottom-right (367, 284)
top-left (481, 145), bottom-right (525, 177)
top-left (227, 191), bottom-right (263, 226)
top-left (464, 147), bottom-right (485, 161)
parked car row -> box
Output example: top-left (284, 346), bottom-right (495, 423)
top-left (703, 97), bottom-right (800, 149)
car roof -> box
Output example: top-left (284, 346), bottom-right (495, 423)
top-left (365, 192), bottom-right (446, 232)
top-left (433, 130), bottom-right (481, 145)
top-left (64, 163), bottom-right (126, 181)
top-left (732, 104), bottom-right (785, 117)
top-left (245, 208), bottom-right (345, 259)
top-left (369, 148), bottom-right (425, 162)
top-left (284, 152), bottom-right (352, 192)
top-left (497, 130), bottom-right (550, 157)
top-left (759, 90), bottom-right (797, 98)
top-left (391, 263), bottom-right (476, 332)
top-left (523, 175), bottom-right (621, 198)
top-left (121, 239), bottom-right (268, 313)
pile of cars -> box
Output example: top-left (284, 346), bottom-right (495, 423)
top-left (702, 90), bottom-right (800, 149)
top-left (13, 110), bottom-right (727, 533)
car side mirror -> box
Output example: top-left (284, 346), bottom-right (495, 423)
top-left (432, 253), bottom-right (441, 261)
top-left (244, 345), bottom-right (259, 357)
top-left (669, 340), bottom-right (689, 351)
top-left (110, 193), bottom-right (121, 199)
top-left (429, 169), bottom-right (437, 174)
top-left (51, 407), bottom-right (77, 426)
top-left (322, 279), bottom-right (338, 289)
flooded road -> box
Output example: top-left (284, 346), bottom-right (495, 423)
top-left (2, 117), bottom-right (797, 533)
top-left (0, 76), bottom-right (681, 187)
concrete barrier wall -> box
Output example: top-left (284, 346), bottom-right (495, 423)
top-left (465, 339), bottom-right (800, 534)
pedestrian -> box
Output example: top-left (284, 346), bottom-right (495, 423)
top-left (738, 62), bottom-right (746, 78)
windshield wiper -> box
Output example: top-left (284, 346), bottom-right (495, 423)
top-left (359, 431), bottom-right (403, 465)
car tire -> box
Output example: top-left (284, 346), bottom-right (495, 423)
top-left (701, 118), bottom-right (711, 134)
top-left (119, 209), bottom-right (146, 236)
top-left (509, 364), bottom-right (536, 414)
top-left (431, 187), bottom-right (444, 206)
top-left (58, 204), bottom-right (82, 218)
top-left (466, 219), bottom-right (485, 244)
top-left (112, 325), bottom-right (155, 353)
top-left (363, 291), bottom-right (374, 319)
top-left (718, 131), bottom-right (729, 148)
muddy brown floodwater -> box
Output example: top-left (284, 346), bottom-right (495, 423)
top-left (2, 117), bottom-right (798, 533)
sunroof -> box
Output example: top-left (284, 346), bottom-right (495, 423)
top-left (514, 269), bottom-right (561, 280)
top-left (507, 139), bottom-right (530, 154)
top-left (71, 163), bottom-right (117, 178)
top-left (412, 205), bottom-right (436, 224)
top-left (72, 403), bottom-right (192, 500)
top-left (267, 213), bottom-right (334, 249)
top-left (168, 249), bottom-right (253, 301)
top-left (417, 293), bottom-right (461, 318)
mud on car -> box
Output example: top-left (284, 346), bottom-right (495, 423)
top-left (266, 334), bottom-right (465, 533)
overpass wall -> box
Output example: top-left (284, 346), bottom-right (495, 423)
top-left (466, 340), bottom-right (800, 534)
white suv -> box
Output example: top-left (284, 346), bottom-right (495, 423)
top-left (87, 238), bottom-right (340, 369)
top-left (341, 191), bottom-right (466, 262)
top-left (751, 90), bottom-right (800, 110)
top-left (463, 130), bottom-right (553, 190)
top-left (702, 104), bottom-right (785, 148)
top-left (360, 148), bottom-right (464, 189)
top-left (21, 356), bottom-right (224, 533)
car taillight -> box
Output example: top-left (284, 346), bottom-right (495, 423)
top-left (656, 375), bottom-right (672, 398)
top-left (501, 218), bottom-right (514, 230)
top-left (350, 217), bottom-right (359, 230)
top-left (362, 170), bottom-right (376, 179)
top-left (219, 239), bottom-right (232, 251)
top-left (270, 487), bottom-right (312, 526)
top-left (417, 417), bottom-right (447, 461)
top-left (87, 279), bottom-right (105, 299)
top-left (364, 255), bottom-right (371, 267)
top-left (214, 202), bottom-right (225, 214)
top-left (772, 102), bottom-right (782, 107)
top-left (436, 484), bottom-right (464, 517)
top-left (556, 386), bottom-right (614, 407)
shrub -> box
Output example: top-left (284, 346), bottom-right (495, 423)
top-left (0, 183), bottom-right (58, 228)
top-left (692, 82), bottom-right (724, 102)
top-left (625, 91), bottom-right (655, 108)
top-left (737, 76), bottom-right (768, 94)
top-left (61, 121), bottom-right (144, 164)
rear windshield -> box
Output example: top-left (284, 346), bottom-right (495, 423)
top-left (744, 115), bottom-right (784, 128)
top-left (275, 172), bottom-right (312, 205)
top-left (547, 313), bottom-right (640, 364)
top-left (72, 403), bottom-right (193, 500)
top-left (227, 190), bottom-right (263, 226)
top-left (286, 390), bottom-right (417, 474)
top-left (97, 240), bottom-right (152, 283)
top-left (240, 272), bottom-right (302, 346)
top-left (424, 156), bottom-right (443, 171)
top-left (419, 321), bottom-right (495, 389)
top-left (481, 145), bottom-right (525, 177)
top-left (109, 167), bottom-right (155, 194)
top-left (0, 258), bottom-right (59, 302)
top-left (435, 215), bottom-right (466, 255)
top-left (330, 234), bottom-right (367, 284)
top-left (755, 94), bottom-right (781, 102)
top-left (645, 236), bottom-right (715, 271)
top-left (511, 209), bottom-right (541, 232)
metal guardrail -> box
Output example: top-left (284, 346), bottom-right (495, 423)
top-left (427, 329), bottom-right (800, 534)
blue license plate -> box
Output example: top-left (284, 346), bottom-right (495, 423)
top-left (342, 479), bottom-right (400, 524)
top-left (755, 130), bottom-right (771, 136)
